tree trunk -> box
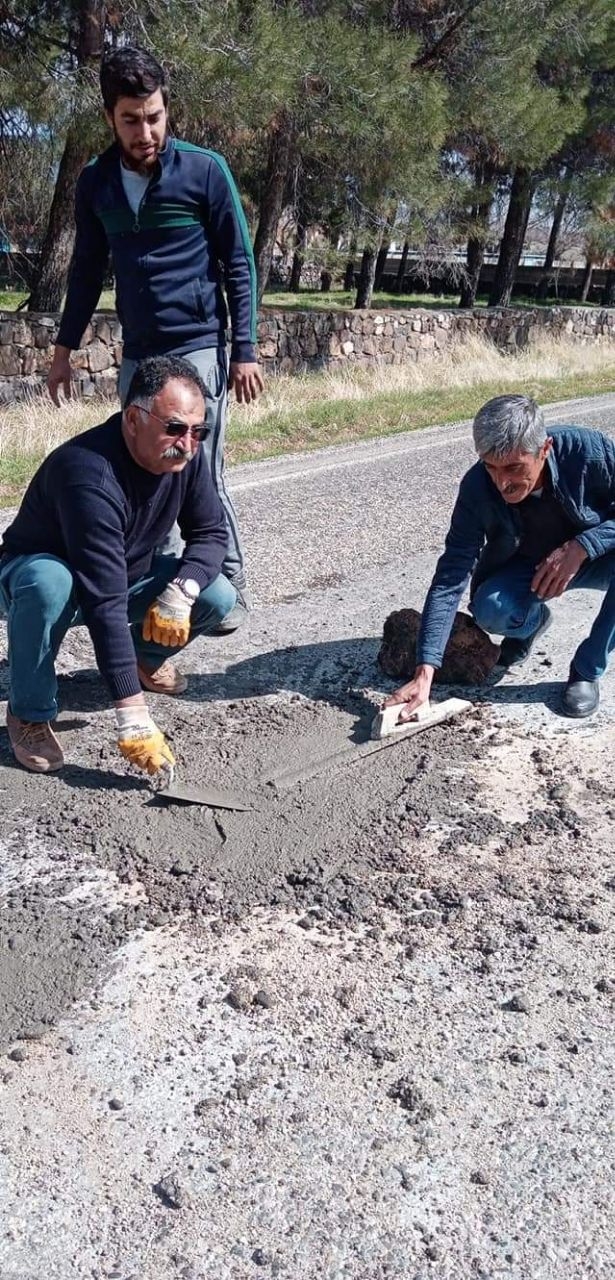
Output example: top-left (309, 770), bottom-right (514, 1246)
top-left (601, 269), bottom-right (615, 307)
top-left (374, 239), bottom-right (391, 292)
top-left (488, 167), bottom-right (536, 308)
top-left (27, 0), bottom-right (105, 312)
top-left (459, 160), bottom-right (496, 309)
top-left (289, 220), bottom-right (306, 292)
top-left (354, 246), bottom-right (378, 308)
top-left (394, 240), bottom-right (409, 294)
top-left (537, 179), bottom-right (571, 301)
top-left (343, 239), bottom-right (357, 292)
top-left (253, 111), bottom-right (296, 304)
top-left (580, 260), bottom-right (594, 304)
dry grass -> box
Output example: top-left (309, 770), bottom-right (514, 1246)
top-left (237, 332), bottom-right (615, 429)
top-left (1, 333), bottom-right (615, 502)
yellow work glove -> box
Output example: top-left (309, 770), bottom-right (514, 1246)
top-left (115, 705), bottom-right (175, 776)
top-left (142, 580), bottom-right (193, 648)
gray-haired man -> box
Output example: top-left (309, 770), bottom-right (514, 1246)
top-left (386, 394), bottom-right (615, 720)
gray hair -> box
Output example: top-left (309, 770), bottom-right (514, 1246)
top-left (472, 395), bottom-right (546, 458)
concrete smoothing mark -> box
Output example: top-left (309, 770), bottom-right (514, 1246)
top-left (0, 665), bottom-right (493, 1049)
top-left (2, 663), bottom-right (606, 1053)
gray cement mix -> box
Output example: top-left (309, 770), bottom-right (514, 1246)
top-left (1, 397), bottom-right (614, 1277)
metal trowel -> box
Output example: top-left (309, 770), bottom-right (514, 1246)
top-left (153, 764), bottom-right (252, 811)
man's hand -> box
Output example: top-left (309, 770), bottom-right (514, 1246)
top-left (229, 361), bottom-right (264, 404)
top-left (116, 704), bottom-right (175, 776)
top-left (382, 664), bottom-right (435, 723)
top-left (143, 581), bottom-right (193, 648)
top-left (47, 345), bottom-right (73, 406)
top-left (531, 539), bottom-right (588, 601)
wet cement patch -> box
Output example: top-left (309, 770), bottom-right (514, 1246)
top-left (0, 657), bottom-right (489, 1047)
top-left (3, 655), bottom-right (613, 1055)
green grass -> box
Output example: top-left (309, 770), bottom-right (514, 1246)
top-left (224, 365), bottom-right (615, 465)
top-left (262, 288), bottom-right (597, 312)
top-left (0, 452), bottom-right (45, 501)
top-left (0, 288), bottom-right (116, 312)
top-left (261, 289), bottom-right (468, 311)
top-left (0, 286), bottom-right (599, 314)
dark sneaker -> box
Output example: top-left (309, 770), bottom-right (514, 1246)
top-left (7, 710), bottom-right (64, 773)
top-left (498, 604), bottom-right (552, 669)
top-left (560, 666), bottom-right (600, 718)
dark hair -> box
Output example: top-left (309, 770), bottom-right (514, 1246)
top-left (124, 355), bottom-right (207, 409)
top-left (100, 47), bottom-right (169, 112)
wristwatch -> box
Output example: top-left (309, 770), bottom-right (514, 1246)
top-left (174, 577), bottom-right (200, 602)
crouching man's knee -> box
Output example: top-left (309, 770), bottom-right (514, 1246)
top-left (193, 573), bottom-right (239, 633)
top-left (471, 582), bottom-right (520, 636)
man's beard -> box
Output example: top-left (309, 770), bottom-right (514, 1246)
top-left (114, 127), bottom-right (165, 174)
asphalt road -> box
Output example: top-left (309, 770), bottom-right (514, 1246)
top-left (1, 391), bottom-right (615, 1279)
top-left (232, 391), bottom-right (615, 610)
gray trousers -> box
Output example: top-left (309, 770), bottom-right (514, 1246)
top-left (119, 347), bottom-right (245, 585)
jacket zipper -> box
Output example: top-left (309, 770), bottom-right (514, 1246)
top-left (132, 170), bottom-right (156, 232)
top-left (133, 187), bottom-right (148, 233)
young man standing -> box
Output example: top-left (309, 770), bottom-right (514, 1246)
top-left (47, 46), bottom-right (263, 622)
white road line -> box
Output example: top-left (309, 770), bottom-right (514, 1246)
top-left (231, 426), bottom-right (471, 492)
top-left (231, 393), bottom-right (615, 494)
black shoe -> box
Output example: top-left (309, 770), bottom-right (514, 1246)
top-left (560, 666), bottom-right (600, 718)
top-left (498, 604), bottom-right (552, 669)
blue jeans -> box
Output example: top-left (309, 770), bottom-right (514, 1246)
top-left (0, 553), bottom-right (236, 722)
top-left (470, 551), bottom-right (615, 681)
top-left (119, 347), bottom-right (245, 585)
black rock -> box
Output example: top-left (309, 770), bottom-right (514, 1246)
top-left (153, 1174), bottom-right (187, 1210)
top-left (502, 993), bottom-right (530, 1013)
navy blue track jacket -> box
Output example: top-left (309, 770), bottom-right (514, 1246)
top-left (57, 138), bottom-right (258, 363)
top-left (418, 426), bottom-right (615, 668)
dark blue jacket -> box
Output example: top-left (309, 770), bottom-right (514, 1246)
top-left (57, 138), bottom-right (257, 363)
top-left (418, 426), bottom-right (615, 667)
top-left (1, 415), bottom-right (227, 701)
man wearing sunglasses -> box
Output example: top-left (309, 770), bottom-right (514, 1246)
top-left (0, 356), bottom-right (236, 775)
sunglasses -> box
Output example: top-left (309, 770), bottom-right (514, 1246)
top-left (137, 405), bottom-right (209, 441)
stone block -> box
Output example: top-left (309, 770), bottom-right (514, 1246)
top-left (304, 332), bottom-right (318, 357)
top-left (0, 347), bottom-right (20, 376)
top-left (12, 319), bottom-right (31, 345)
top-left (0, 321), bottom-right (13, 346)
top-left (378, 608), bottom-right (501, 684)
top-left (259, 337), bottom-right (278, 358)
top-left (22, 347), bottom-right (37, 375)
top-left (95, 319), bottom-right (112, 346)
top-left (341, 339), bottom-right (354, 356)
top-left (88, 339), bottom-right (113, 373)
top-left (94, 368), bottom-right (119, 396)
top-left (34, 325), bottom-right (51, 349)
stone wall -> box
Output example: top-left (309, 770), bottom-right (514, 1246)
top-left (1, 304), bottom-right (615, 403)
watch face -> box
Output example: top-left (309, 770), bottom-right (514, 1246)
top-left (178, 578), bottom-right (200, 600)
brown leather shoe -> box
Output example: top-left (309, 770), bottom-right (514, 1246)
top-left (7, 710), bottom-right (64, 773)
top-left (137, 659), bottom-right (188, 696)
